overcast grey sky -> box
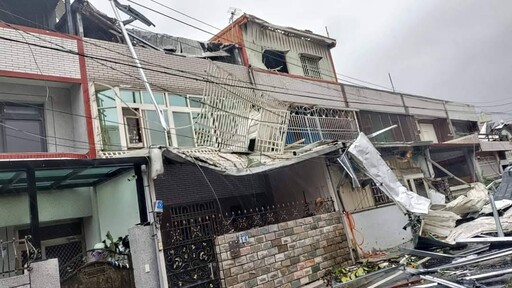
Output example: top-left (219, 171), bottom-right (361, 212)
top-left (90, 0), bottom-right (512, 120)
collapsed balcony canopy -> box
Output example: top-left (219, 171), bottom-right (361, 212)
top-left (0, 157), bottom-right (147, 194)
top-left (163, 141), bottom-right (344, 176)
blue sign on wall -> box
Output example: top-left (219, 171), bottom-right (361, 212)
top-left (155, 200), bottom-right (164, 213)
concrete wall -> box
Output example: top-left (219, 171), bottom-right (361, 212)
top-left (129, 225), bottom-right (160, 288)
top-left (348, 205), bottom-right (412, 253)
top-left (345, 85), bottom-right (406, 114)
top-left (70, 84), bottom-right (89, 154)
top-left (0, 187), bottom-right (93, 227)
top-left (0, 81), bottom-right (86, 154)
top-left (268, 159), bottom-right (333, 204)
top-left (216, 212), bottom-right (350, 288)
top-left (95, 170), bottom-right (140, 240)
top-left (0, 258), bottom-right (60, 288)
top-left (253, 71), bottom-right (345, 108)
top-left (344, 85), bottom-right (479, 122)
top-left (243, 22), bottom-right (336, 81)
top-left (0, 27), bottom-right (80, 79)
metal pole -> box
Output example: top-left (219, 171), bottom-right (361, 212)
top-left (27, 168), bottom-right (41, 255)
top-left (109, 0), bottom-right (168, 131)
top-left (489, 191), bottom-right (505, 237)
top-left (388, 73), bottom-right (396, 92)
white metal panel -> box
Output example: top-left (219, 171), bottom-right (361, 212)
top-left (349, 205), bottom-right (413, 252)
top-left (344, 86), bottom-right (406, 114)
top-left (403, 95), bottom-right (446, 118)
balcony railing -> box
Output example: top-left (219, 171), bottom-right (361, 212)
top-left (286, 109), bottom-right (359, 145)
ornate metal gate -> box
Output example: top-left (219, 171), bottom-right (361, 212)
top-left (161, 201), bottom-right (221, 288)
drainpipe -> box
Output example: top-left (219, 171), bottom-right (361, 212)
top-left (142, 165), bottom-right (168, 288)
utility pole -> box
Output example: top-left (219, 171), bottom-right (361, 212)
top-left (388, 72), bottom-right (396, 92)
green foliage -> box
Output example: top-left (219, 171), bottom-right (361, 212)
top-left (333, 261), bottom-right (382, 283)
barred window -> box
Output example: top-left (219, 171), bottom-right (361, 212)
top-left (299, 55), bottom-right (322, 79)
top-left (370, 181), bottom-right (392, 205)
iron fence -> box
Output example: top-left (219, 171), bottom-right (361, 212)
top-left (162, 197), bottom-right (336, 247)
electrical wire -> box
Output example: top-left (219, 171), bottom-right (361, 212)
top-left (0, 11), bottom-right (488, 115)
top-left (0, 32), bottom-right (492, 118)
top-left (132, 0), bottom-right (396, 91)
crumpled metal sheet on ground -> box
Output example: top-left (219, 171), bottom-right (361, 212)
top-left (445, 208), bottom-right (512, 243)
top-left (441, 183), bottom-right (488, 215)
top-left (348, 133), bottom-right (431, 214)
top-left (423, 210), bottom-right (461, 238)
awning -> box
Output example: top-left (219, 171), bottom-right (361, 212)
top-left (163, 141), bottom-right (344, 176)
top-left (0, 157), bottom-right (147, 194)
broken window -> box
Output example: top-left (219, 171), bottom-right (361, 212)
top-left (300, 54), bottom-right (322, 79)
top-left (262, 50), bottom-right (289, 73)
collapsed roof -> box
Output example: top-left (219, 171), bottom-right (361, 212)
top-left (241, 14), bottom-right (337, 48)
top-left (55, 0), bottom-right (242, 62)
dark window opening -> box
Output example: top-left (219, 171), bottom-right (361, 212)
top-left (452, 120), bottom-right (479, 137)
top-left (0, 103), bottom-right (46, 153)
top-left (0, 0), bottom-right (64, 30)
top-left (262, 50), bottom-right (288, 73)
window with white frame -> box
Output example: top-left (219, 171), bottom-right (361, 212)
top-left (299, 54), bottom-right (322, 79)
top-left (96, 86), bottom-right (202, 151)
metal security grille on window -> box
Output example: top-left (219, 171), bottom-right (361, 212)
top-left (300, 55), bottom-right (322, 79)
top-left (196, 61), bottom-right (290, 153)
top-left (286, 107), bottom-right (359, 144)
top-left (371, 182), bottom-right (392, 205)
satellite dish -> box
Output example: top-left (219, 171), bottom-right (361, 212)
top-left (227, 7), bottom-right (243, 23)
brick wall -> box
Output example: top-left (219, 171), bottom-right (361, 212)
top-left (84, 38), bottom-right (252, 96)
top-left (0, 27), bottom-right (80, 79)
top-left (154, 163), bottom-right (271, 207)
top-left (215, 211), bottom-right (351, 288)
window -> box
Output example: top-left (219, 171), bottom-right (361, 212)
top-left (299, 54), bottom-right (322, 79)
top-left (262, 50), bottom-right (289, 73)
top-left (370, 181), bottom-right (392, 205)
top-left (96, 87), bottom-right (203, 151)
top-left (123, 108), bottom-right (143, 148)
top-left (0, 103), bottom-right (46, 153)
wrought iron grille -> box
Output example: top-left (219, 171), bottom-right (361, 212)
top-left (287, 107), bottom-right (359, 144)
top-left (0, 236), bottom-right (38, 278)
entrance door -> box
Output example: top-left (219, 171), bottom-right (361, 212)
top-left (161, 201), bottom-right (221, 287)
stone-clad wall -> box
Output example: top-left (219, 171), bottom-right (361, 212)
top-left (215, 212), bottom-right (351, 288)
